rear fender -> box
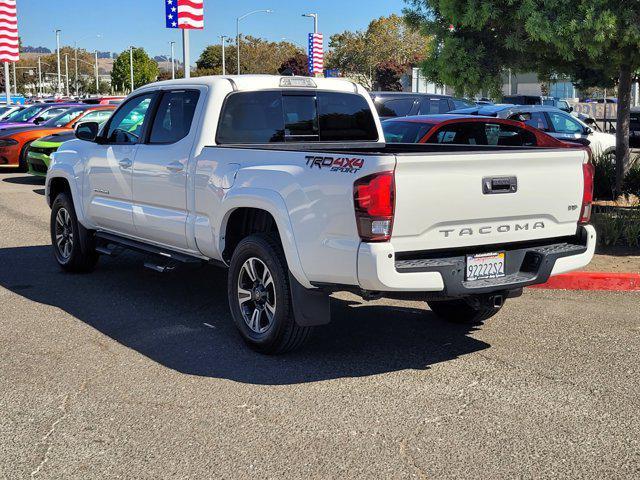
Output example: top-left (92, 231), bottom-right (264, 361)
top-left (219, 188), bottom-right (312, 289)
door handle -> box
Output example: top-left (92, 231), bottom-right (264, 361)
top-left (118, 158), bottom-right (132, 169)
top-left (166, 161), bottom-right (184, 173)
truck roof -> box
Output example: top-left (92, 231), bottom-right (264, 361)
top-left (143, 75), bottom-right (362, 94)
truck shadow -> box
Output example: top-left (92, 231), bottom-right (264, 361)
top-left (0, 245), bottom-right (490, 385)
top-left (2, 175), bottom-right (45, 185)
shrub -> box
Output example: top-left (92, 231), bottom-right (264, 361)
top-left (592, 212), bottom-right (625, 246)
top-left (592, 153), bottom-right (616, 200)
top-left (592, 208), bottom-right (640, 247)
top-left (622, 160), bottom-right (640, 199)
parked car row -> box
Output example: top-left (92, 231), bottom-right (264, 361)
top-left (0, 102), bottom-right (116, 171)
top-left (369, 91), bottom-right (617, 157)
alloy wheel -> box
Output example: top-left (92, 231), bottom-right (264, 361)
top-left (54, 207), bottom-right (74, 260)
top-left (237, 257), bottom-right (276, 334)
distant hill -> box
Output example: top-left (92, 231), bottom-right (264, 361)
top-left (21, 46), bottom-right (51, 53)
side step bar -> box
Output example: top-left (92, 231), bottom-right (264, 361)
top-left (95, 231), bottom-right (205, 265)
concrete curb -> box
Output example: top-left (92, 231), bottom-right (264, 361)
top-left (531, 271), bottom-right (640, 291)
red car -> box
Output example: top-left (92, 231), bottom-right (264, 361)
top-left (382, 115), bottom-right (577, 148)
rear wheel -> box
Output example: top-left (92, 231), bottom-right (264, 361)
top-left (50, 192), bottom-right (99, 272)
top-left (227, 233), bottom-right (313, 354)
top-left (427, 297), bottom-right (504, 325)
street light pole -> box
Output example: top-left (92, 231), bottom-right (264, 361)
top-left (170, 41), bottom-right (176, 79)
top-left (37, 56), bottom-right (42, 96)
top-left (64, 54), bottom-right (69, 96)
top-left (302, 13), bottom-right (318, 33)
top-left (74, 45), bottom-right (79, 96)
top-left (94, 50), bottom-right (99, 94)
top-left (129, 46), bottom-right (134, 91)
top-left (220, 35), bottom-right (227, 75)
top-left (55, 29), bottom-right (62, 94)
top-left (236, 9), bottom-right (273, 75)
top-left (73, 34), bottom-right (102, 97)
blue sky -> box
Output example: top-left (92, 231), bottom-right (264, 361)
top-left (17, 0), bottom-right (406, 58)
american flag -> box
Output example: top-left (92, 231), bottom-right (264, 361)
top-left (165, 0), bottom-right (204, 30)
top-left (308, 33), bottom-right (323, 75)
top-left (0, 0), bottom-right (19, 62)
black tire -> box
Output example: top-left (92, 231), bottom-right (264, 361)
top-left (17, 141), bottom-right (33, 173)
top-left (227, 233), bottom-right (313, 354)
top-left (50, 192), bottom-right (99, 273)
top-left (427, 297), bottom-right (504, 325)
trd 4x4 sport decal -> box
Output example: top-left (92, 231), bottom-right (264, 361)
top-left (305, 155), bottom-right (364, 174)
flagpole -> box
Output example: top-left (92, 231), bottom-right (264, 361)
top-left (4, 62), bottom-right (10, 104)
top-left (182, 29), bottom-right (190, 78)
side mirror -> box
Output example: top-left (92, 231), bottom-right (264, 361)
top-left (33, 116), bottom-right (45, 125)
top-left (584, 126), bottom-right (594, 135)
top-left (75, 122), bottom-right (99, 142)
top-left (568, 106), bottom-right (574, 113)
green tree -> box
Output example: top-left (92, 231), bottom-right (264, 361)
top-left (196, 44), bottom-right (235, 74)
top-left (404, 0), bottom-right (640, 194)
top-left (196, 37), bottom-right (301, 75)
top-left (111, 47), bottom-right (159, 92)
top-left (326, 14), bottom-right (429, 89)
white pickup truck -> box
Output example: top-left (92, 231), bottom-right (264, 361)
top-left (46, 75), bottom-right (596, 353)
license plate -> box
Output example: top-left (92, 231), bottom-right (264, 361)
top-left (466, 252), bottom-right (505, 281)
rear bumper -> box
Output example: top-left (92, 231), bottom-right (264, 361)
top-left (357, 225), bottom-right (596, 295)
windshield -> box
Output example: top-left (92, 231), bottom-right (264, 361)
top-left (382, 121), bottom-right (434, 143)
top-left (5, 105), bottom-right (45, 122)
top-left (43, 108), bottom-right (85, 128)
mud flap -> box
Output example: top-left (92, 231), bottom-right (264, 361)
top-left (289, 272), bottom-right (331, 327)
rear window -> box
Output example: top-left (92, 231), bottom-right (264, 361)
top-left (216, 90), bottom-right (378, 144)
top-left (375, 97), bottom-right (414, 118)
top-left (418, 97), bottom-right (450, 115)
top-left (382, 121), bottom-right (433, 143)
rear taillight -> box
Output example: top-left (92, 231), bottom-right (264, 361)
top-left (354, 171), bottom-right (395, 242)
top-left (579, 162), bottom-right (595, 224)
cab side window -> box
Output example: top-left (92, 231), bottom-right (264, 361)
top-left (547, 112), bottom-right (583, 134)
top-left (149, 90), bottom-right (200, 144)
top-left (41, 108), bottom-right (67, 120)
top-left (428, 123), bottom-right (485, 145)
top-left (80, 110), bottom-right (113, 125)
top-left (104, 93), bottom-right (155, 144)
top-left (428, 122), bottom-right (536, 146)
top-left (512, 112), bottom-right (550, 132)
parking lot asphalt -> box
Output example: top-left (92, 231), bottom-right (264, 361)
top-left (1, 172), bottom-right (639, 479)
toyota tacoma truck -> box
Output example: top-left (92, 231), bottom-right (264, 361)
top-left (45, 75), bottom-right (596, 353)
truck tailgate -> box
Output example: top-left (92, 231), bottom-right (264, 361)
top-left (391, 148), bottom-right (587, 252)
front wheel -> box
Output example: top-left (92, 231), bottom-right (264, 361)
top-left (50, 192), bottom-right (99, 272)
top-left (227, 234), bottom-right (313, 354)
top-left (427, 297), bottom-right (505, 325)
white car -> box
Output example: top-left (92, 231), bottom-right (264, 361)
top-left (45, 75), bottom-right (596, 353)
